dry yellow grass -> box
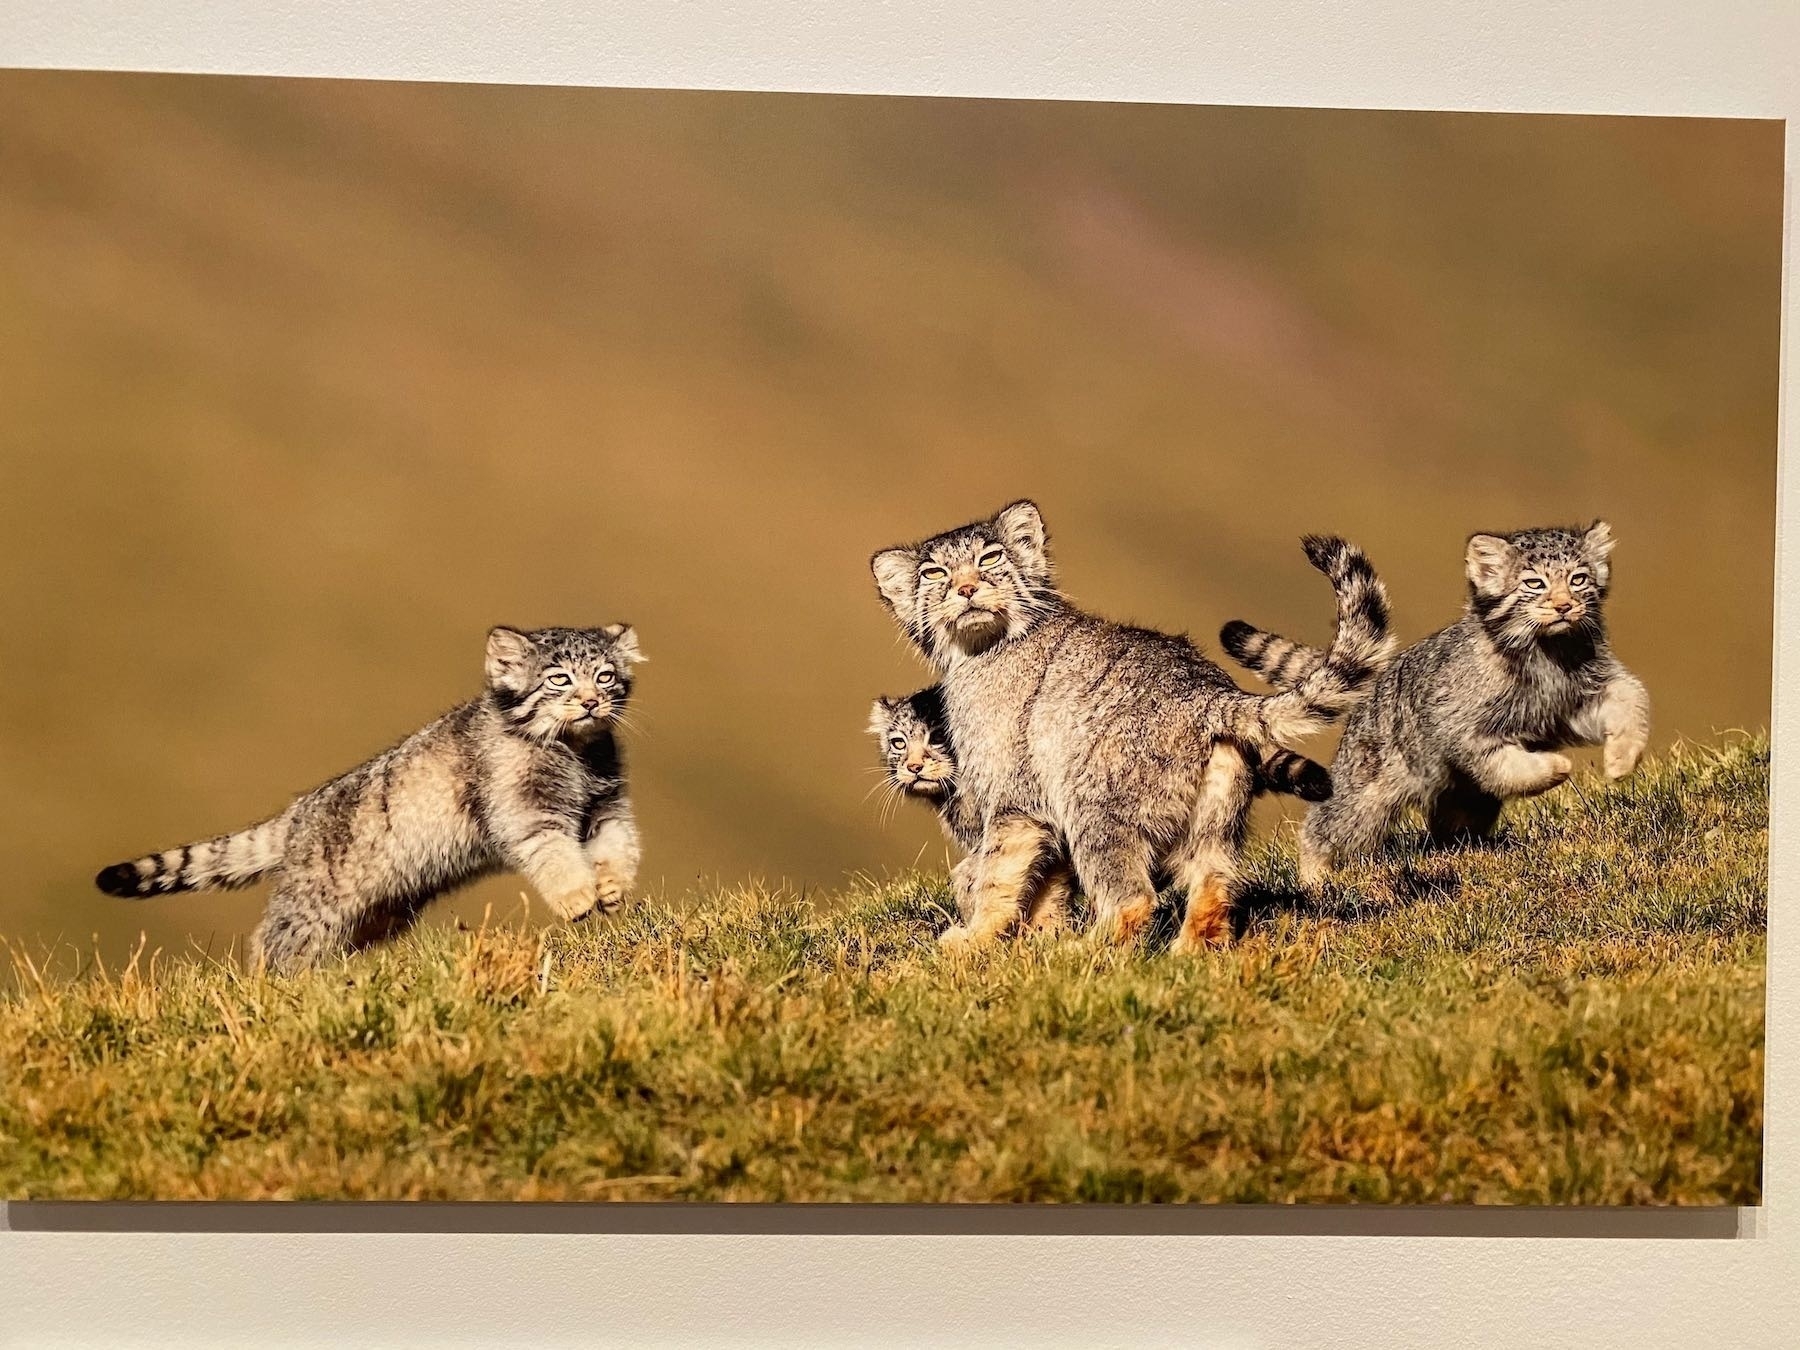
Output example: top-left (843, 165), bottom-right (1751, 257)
top-left (0, 739), bottom-right (1765, 1203)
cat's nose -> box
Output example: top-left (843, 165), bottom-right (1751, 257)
top-left (581, 697), bottom-right (601, 711)
top-left (956, 582), bottom-right (978, 598)
top-left (905, 760), bottom-right (924, 773)
top-left (1552, 599), bottom-right (1574, 614)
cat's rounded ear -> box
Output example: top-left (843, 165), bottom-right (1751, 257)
top-left (1583, 520), bottom-right (1616, 562)
top-left (868, 696), bottom-right (899, 736)
top-left (871, 548), bottom-right (919, 614)
top-left (601, 622), bottom-right (646, 665)
top-left (994, 500), bottom-right (1049, 578)
top-left (485, 626), bottom-right (537, 691)
top-left (1464, 534), bottom-right (1515, 592)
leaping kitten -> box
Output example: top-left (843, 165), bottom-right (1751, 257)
top-left (870, 685), bottom-right (1336, 934)
top-left (1221, 521), bottom-right (1649, 884)
top-left (96, 624), bottom-right (645, 974)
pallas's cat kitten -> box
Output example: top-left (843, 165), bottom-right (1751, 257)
top-left (869, 686), bottom-right (1073, 932)
top-left (97, 624), bottom-right (645, 974)
top-left (1224, 521), bottom-right (1649, 882)
top-left (869, 685), bottom-right (1336, 934)
top-left (871, 502), bottom-right (1392, 953)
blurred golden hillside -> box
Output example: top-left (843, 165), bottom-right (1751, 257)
top-left (0, 73), bottom-right (1779, 960)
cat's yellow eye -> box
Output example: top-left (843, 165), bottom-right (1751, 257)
top-left (547, 672), bottom-right (573, 687)
top-left (1570, 572), bottom-right (1590, 587)
top-left (596, 670), bottom-right (616, 686)
top-left (888, 736), bottom-right (906, 751)
top-left (919, 563), bottom-right (948, 581)
top-left (978, 548), bottom-right (1005, 569)
top-left (1522, 577), bottom-right (1546, 591)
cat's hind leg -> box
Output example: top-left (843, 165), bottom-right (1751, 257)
top-left (1167, 741), bottom-right (1256, 953)
top-left (1066, 818), bottom-right (1159, 946)
top-left (1023, 859), bottom-right (1077, 935)
top-left (249, 871), bottom-right (361, 975)
top-left (1426, 771), bottom-right (1504, 846)
top-left (1299, 752), bottom-right (1414, 887)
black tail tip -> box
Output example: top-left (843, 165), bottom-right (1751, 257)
top-left (1293, 763), bottom-right (1334, 802)
top-left (1219, 619), bottom-right (1257, 657)
top-left (1301, 534), bottom-right (1351, 573)
top-left (95, 863), bottom-right (141, 897)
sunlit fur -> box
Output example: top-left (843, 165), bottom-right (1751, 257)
top-left (868, 687), bottom-right (967, 827)
top-left (1228, 522), bottom-right (1650, 883)
top-left (869, 683), bottom-right (1335, 934)
top-left (486, 623), bottom-right (644, 744)
top-left (871, 502), bottom-right (1061, 667)
top-left (871, 502), bottom-right (1391, 953)
top-left (95, 624), bottom-right (646, 974)
top-left (869, 687), bottom-right (1073, 932)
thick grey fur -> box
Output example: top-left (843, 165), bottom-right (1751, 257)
top-left (96, 625), bottom-right (646, 974)
top-left (870, 501), bottom-right (1393, 952)
top-left (869, 685), bottom-right (1337, 929)
top-left (1224, 521), bottom-right (1650, 883)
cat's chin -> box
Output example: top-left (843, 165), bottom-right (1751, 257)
top-left (560, 717), bottom-right (612, 743)
top-left (943, 609), bottom-right (1008, 654)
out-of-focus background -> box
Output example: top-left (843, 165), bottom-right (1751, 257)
top-left (0, 72), bottom-right (1780, 962)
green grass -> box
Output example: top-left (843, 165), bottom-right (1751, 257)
top-left (0, 739), bottom-right (1766, 1203)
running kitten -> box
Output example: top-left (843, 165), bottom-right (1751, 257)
top-left (96, 624), bottom-right (646, 974)
top-left (1223, 522), bottom-right (1649, 882)
top-left (871, 503), bottom-right (1391, 952)
top-left (870, 686), bottom-right (1335, 934)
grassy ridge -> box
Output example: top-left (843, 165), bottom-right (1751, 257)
top-left (0, 740), bottom-right (1766, 1203)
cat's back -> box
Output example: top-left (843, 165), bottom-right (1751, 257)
top-left (292, 701), bottom-right (479, 810)
top-left (280, 699), bottom-right (487, 872)
top-left (1035, 611), bottom-right (1238, 723)
top-left (1363, 616), bottom-right (1593, 740)
top-left (996, 609), bottom-right (1239, 782)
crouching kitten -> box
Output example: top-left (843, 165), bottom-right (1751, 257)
top-left (869, 686), bottom-right (1075, 932)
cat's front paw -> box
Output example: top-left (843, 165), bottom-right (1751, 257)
top-left (1534, 753), bottom-right (1574, 794)
top-left (592, 865), bottom-right (630, 914)
top-left (546, 887), bottom-right (600, 922)
top-left (1603, 734), bottom-right (1646, 780)
top-left (938, 923), bottom-right (987, 949)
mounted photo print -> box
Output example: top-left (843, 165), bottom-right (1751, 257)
top-left (0, 70), bottom-right (1776, 1203)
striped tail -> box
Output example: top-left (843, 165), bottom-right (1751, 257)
top-left (1258, 746), bottom-right (1333, 802)
top-left (1221, 534), bottom-right (1394, 745)
top-left (1221, 623), bottom-right (1326, 688)
top-left (95, 812), bottom-right (291, 899)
